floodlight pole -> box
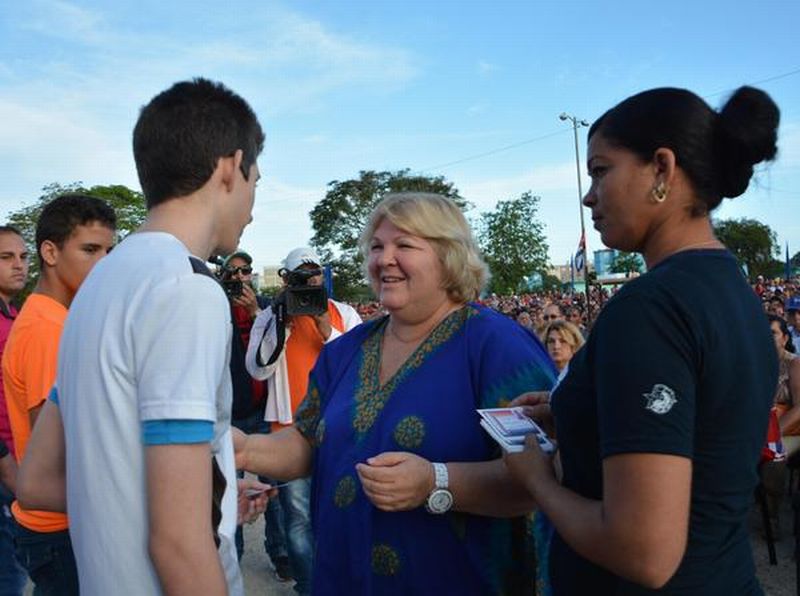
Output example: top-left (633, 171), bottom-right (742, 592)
top-left (560, 112), bottom-right (591, 323)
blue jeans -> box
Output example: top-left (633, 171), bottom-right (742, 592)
top-left (12, 522), bottom-right (79, 596)
top-left (276, 476), bottom-right (314, 595)
top-left (232, 412), bottom-right (287, 563)
top-left (0, 489), bottom-right (26, 596)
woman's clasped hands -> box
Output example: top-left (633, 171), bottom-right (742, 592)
top-left (356, 452), bottom-right (435, 512)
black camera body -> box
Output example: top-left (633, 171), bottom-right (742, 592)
top-left (274, 268), bottom-right (328, 316)
top-left (257, 267), bottom-right (328, 368)
top-left (222, 279), bottom-right (243, 298)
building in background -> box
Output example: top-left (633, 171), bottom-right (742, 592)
top-left (594, 249), bottom-right (618, 278)
top-left (260, 266), bottom-right (282, 291)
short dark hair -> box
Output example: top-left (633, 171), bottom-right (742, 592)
top-left (589, 86), bottom-right (779, 216)
top-left (133, 78), bottom-right (265, 208)
top-left (769, 314), bottom-right (795, 353)
top-left (35, 194), bottom-right (117, 264)
top-left (544, 302), bottom-right (564, 315)
top-left (0, 225), bottom-right (23, 238)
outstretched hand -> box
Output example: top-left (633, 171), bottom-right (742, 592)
top-left (356, 452), bottom-right (434, 512)
top-left (232, 428), bottom-right (249, 471)
top-left (236, 477), bottom-right (277, 525)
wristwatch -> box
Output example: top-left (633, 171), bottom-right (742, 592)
top-left (425, 462), bottom-right (454, 514)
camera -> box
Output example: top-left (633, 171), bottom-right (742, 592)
top-left (273, 268), bottom-right (327, 316)
top-left (222, 279), bottom-right (243, 298)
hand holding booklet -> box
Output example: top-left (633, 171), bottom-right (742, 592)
top-left (477, 407), bottom-right (555, 454)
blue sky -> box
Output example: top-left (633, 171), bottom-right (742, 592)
top-left (1, 0), bottom-right (798, 272)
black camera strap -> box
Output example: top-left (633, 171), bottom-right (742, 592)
top-left (256, 301), bottom-right (287, 367)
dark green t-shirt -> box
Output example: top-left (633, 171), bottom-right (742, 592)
top-left (550, 249), bottom-right (777, 595)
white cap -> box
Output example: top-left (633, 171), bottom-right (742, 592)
top-left (283, 247), bottom-right (321, 271)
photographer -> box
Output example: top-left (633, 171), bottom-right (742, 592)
top-left (220, 251), bottom-right (291, 582)
top-left (245, 247), bottom-right (361, 596)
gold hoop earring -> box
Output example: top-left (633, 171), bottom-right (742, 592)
top-left (651, 182), bottom-right (668, 203)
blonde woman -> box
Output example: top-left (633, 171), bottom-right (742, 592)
top-left (236, 193), bottom-right (557, 595)
top-left (542, 321), bottom-right (585, 374)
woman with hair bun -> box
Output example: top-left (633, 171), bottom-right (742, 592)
top-left (506, 87), bottom-right (780, 594)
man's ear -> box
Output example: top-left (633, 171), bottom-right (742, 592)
top-left (39, 240), bottom-right (59, 267)
top-left (218, 150), bottom-right (244, 193)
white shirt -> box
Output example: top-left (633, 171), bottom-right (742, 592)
top-left (57, 232), bottom-right (242, 595)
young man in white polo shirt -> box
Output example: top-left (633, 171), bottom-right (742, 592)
top-left (17, 78), bottom-right (268, 595)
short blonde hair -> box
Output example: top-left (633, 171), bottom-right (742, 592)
top-left (543, 320), bottom-right (585, 352)
top-left (359, 192), bottom-right (489, 303)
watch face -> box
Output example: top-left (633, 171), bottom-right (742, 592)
top-left (427, 489), bottom-right (453, 514)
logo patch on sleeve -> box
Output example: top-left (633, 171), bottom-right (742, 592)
top-left (643, 384), bottom-right (677, 414)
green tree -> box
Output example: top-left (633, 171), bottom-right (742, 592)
top-left (5, 182), bottom-right (147, 301)
top-left (713, 217), bottom-right (777, 278)
top-left (477, 191), bottom-right (549, 295)
top-left (309, 169), bottom-right (465, 300)
top-left (610, 252), bottom-right (644, 275)
top-left (540, 272), bottom-right (563, 291)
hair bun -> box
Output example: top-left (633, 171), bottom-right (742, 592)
top-left (714, 86), bottom-right (780, 198)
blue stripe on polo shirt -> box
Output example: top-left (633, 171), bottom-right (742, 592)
top-left (142, 420), bottom-right (214, 446)
top-left (48, 386), bottom-right (59, 405)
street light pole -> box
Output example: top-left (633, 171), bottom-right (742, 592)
top-left (559, 112), bottom-right (591, 323)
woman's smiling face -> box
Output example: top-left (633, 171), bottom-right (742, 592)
top-left (366, 218), bottom-right (446, 315)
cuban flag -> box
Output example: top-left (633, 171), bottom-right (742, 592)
top-left (574, 232), bottom-right (586, 273)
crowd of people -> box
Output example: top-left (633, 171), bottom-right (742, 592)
top-left (0, 76), bottom-right (792, 596)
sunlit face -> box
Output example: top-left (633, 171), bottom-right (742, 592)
top-left (771, 320), bottom-right (788, 354)
top-left (0, 232), bottom-right (29, 302)
top-left (516, 311), bottom-right (533, 329)
top-left (367, 218), bottom-right (447, 316)
top-left (583, 134), bottom-right (658, 252)
top-left (546, 329), bottom-right (575, 370)
top-left (226, 256), bottom-right (253, 283)
top-left (48, 222), bottom-right (115, 299)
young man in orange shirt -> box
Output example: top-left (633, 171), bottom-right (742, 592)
top-left (2, 194), bottom-right (115, 594)
top-left (0, 225), bottom-right (29, 596)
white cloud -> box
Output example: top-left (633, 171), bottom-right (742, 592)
top-left (455, 160), bottom-right (600, 265)
top-left (8, 3), bottom-right (419, 116)
top-left (0, 98), bottom-right (136, 203)
top-left (241, 178), bottom-right (324, 269)
top-left (0, 2), bottom-right (420, 236)
top-left (477, 60), bottom-right (496, 76)
top-left (23, 0), bottom-right (105, 43)
top-left (460, 161), bottom-right (577, 207)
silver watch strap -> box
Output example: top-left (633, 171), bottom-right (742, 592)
top-left (432, 462), bottom-right (449, 490)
